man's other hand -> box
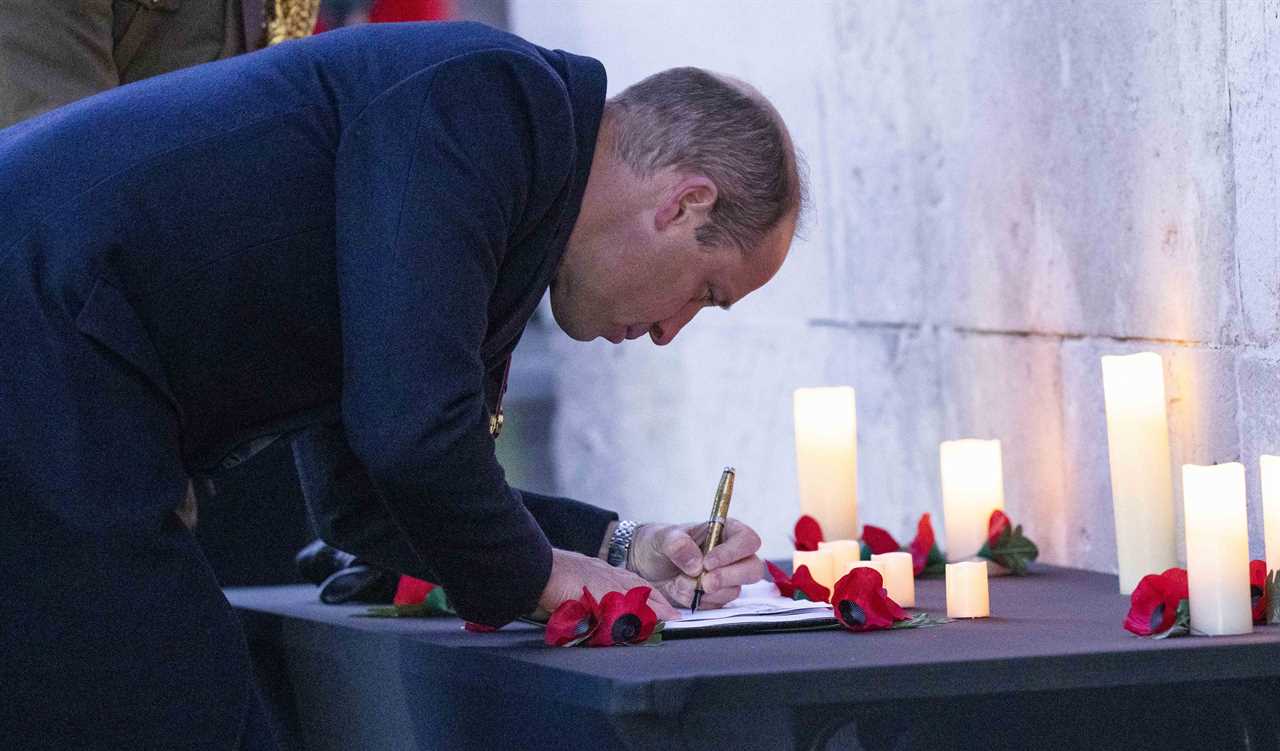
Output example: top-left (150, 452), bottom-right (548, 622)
top-left (629, 519), bottom-right (765, 609)
top-left (537, 549), bottom-right (680, 621)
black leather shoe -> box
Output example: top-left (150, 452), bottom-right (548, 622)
top-left (294, 538), bottom-right (357, 585)
top-left (317, 564), bottom-right (399, 604)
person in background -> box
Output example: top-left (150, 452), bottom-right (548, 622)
top-left (0, 0), bottom-right (327, 582)
top-left (0, 1), bottom-right (327, 129)
top-left (316, 0), bottom-right (452, 30)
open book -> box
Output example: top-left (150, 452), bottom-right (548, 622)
top-left (662, 579), bottom-right (837, 638)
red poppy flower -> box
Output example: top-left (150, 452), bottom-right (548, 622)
top-left (545, 587), bottom-right (599, 647)
top-left (767, 561), bottom-right (831, 603)
top-left (987, 510), bottom-right (1011, 549)
top-left (909, 513), bottom-right (937, 575)
top-left (794, 515), bottom-right (824, 551)
top-left (831, 567), bottom-right (909, 632)
top-left (393, 575), bottom-right (436, 606)
top-left (861, 525), bottom-right (901, 556)
top-left (589, 586), bottom-right (658, 646)
top-left (1124, 568), bottom-right (1188, 636)
top-left (1251, 559), bottom-right (1269, 624)
top-left (464, 621), bottom-right (498, 633)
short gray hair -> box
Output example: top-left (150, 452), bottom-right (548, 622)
top-left (605, 67), bottom-right (805, 252)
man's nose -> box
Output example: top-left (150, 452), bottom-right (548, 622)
top-left (649, 300), bottom-right (702, 346)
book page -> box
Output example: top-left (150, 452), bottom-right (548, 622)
top-left (665, 580), bottom-right (834, 632)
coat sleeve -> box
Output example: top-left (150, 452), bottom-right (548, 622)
top-left (290, 421), bottom-right (620, 575)
top-left (332, 49), bottom-right (577, 626)
top-left (516, 489), bottom-right (618, 557)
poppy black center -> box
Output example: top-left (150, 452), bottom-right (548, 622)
top-left (611, 614), bottom-right (642, 643)
top-left (1252, 585), bottom-right (1264, 599)
top-left (839, 600), bottom-right (866, 626)
top-left (1149, 603), bottom-right (1165, 632)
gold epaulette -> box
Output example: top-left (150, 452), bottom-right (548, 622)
top-left (266, 0), bottom-right (322, 45)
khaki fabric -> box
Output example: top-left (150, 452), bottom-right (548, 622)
top-left (0, 0), bottom-right (259, 129)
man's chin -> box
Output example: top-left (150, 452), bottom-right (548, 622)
top-left (549, 308), bottom-right (595, 342)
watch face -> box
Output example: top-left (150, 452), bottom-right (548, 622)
top-left (608, 521), bottom-right (637, 567)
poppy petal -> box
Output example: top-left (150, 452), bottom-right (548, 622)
top-left (392, 575), bottom-right (436, 606)
top-left (987, 510), bottom-right (1011, 549)
top-left (795, 515), bottom-right (825, 551)
top-left (909, 514), bottom-right (937, 575)
top-left (1159, 568), bottom-right (1189, 601)
top-left (791, 564), bottom-right (831, 603)
top-left (766, 560), bottom-right (797, 598)
top-left (861, 525), bottom-right (901, 555)
top-left (545, 598), bottom-right (597, 646)
top-left (1251, 560), bottom-right (1269, 624)
top-left (1124, 573), bottom-right (1177, 636)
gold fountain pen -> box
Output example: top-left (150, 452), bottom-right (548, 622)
top-left (690, 466), bottom-right (735, 612)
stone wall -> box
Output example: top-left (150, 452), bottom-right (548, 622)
top-left (509, 1), bottom-right (1280, 570)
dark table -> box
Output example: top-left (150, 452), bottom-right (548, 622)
top-left (228, 566), bottom-right (1280, 751)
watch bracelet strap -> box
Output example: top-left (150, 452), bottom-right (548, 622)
top-left (607, 519), bottom-right (640, 568)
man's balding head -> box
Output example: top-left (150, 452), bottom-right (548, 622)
top-left (605, 67), bottom-right (805, 252)
top-left (553, 67), bottom-right (804, 346)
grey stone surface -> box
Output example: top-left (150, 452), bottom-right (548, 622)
top-left (511, 1), bottom-right (1280, 569)
top-left (828, 1), bottom-right (1239, 342)
top-left (1228, 0), bottom-right (1280, 346)
top-left (934, 331), bottom-right (1068, 559)
top-left (1237, 352), bottom-right (1280, 560)
top-left (1058, 339), bottom-right (1126, 574)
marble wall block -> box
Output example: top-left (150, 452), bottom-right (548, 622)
top-left (1237, 352), bottom-right (1280, 560)
top-left (934, 331), bottom-right (1068, 561)
top-left (1227, 0), bottom-right (1280, 346)
top-left (829, 1), bottom-right (1237, 342)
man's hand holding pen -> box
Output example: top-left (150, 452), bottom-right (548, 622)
top-left (627, 518), bottom-right (765, 611)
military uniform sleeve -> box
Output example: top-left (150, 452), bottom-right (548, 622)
top-left (333, 49), bottom-right (577, 626)
top-left (0, 0), bottom-right (118, 128)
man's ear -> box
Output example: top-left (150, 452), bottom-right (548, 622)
top-left (654, 175), bottom-right (717, 231)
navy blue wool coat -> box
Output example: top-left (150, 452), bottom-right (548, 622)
top-left (0, 22), bottom-right (613, 749)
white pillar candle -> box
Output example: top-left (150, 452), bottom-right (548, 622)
top-left (871, 551), bottom-right (915, 607)
top-left (1182, 463), bottom-right (1253, 636)
top-left (945, 561), bottom-right (990, 618)
top-left (1101, 352), bottom-right (1178, 594)
top-left (939, 439), bottom-right (1005, 561)
top-left (1261, 455), bottom-right (1280, 576)
top-left (792, 550), bottom-right (837, 590)
top-left (793, 386), bottom-right (858, 541)
top-left (818, 540), bottom-right (862, 579)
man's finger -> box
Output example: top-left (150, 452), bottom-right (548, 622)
top-left (660, 526), bottom-right (705, 577)
top-left (656, 574), bottom-right (700, 609)
top-left (649, 594), bottom-right (680, 621)
top-left (699, 556), bottom-right (765, 592)
top-left (703, 518), bottom-right (762, 570)
top-left (695, 585), bottom-right (741, 610)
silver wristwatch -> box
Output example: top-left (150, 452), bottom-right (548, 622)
top-left (606, 520), bottom-right (640, 568)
